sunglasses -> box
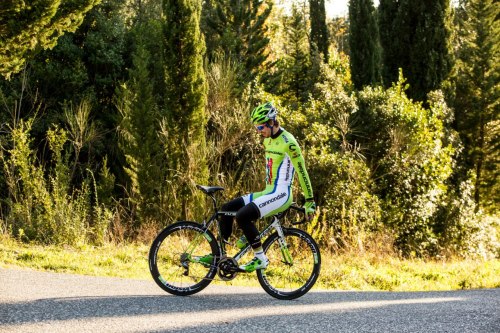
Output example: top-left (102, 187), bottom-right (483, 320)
top-left (255, 124), bottom-right (267, 131)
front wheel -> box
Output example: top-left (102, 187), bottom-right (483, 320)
top-left (257, 228), bottom-right (321, 300)
top-left (149, 221), bottom-right (220, 296)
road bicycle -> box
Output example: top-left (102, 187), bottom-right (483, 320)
top-left (149, 185), bottom-right (321, 300)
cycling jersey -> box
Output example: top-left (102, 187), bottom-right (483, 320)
top-left (242, 127), bottom-right (314, 217)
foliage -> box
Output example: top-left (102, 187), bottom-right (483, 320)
top-left (328, 17), bottom-right (349, 55)
top-left (309, 0), bottom-right (329, 63)
top-left (378, 0), bottom-right (401, 86)
top-left (449, 0), bottom-right (499, 212)
top-left (356, 74), bottom-right (457, 256)
top-left (125, 0), bottom-right (162, 25)
top-left (0, 119), bottom-right (112, 245)
top-left (116, 36), bottom-right (163, 227)
top-left (205, 59), bottom-right (262, 199)
top-left (378, 0), bottom-right (453, 102)
top-left (3, 0), bottom-right (130, 189)
top-left (261, 4), bottom-right (313, 104)
top-left (434, 176), bottom-right (499, 258)
top-left (348, 0), bottom-right (382, 89)
top-left (63, 99), bottom-right (99, 180)
top-left (78, 0), bottom-right (128, 107)
top-left (161, 0), bottom-right (208, 220)
top-left (202, 0), bottom-right (273, 90)
top-left (0, 0), bottom-right (101, 78)
top-left (0, 0), bottom-right (496, 260)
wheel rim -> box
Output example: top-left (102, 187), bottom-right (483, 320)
top-left (260, 233), bottom-right (319, 295)
top-left (153, 226), bottom-right (215, 291)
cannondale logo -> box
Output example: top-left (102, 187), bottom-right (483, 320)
top-left (259, 192), bottom-right (287, 208)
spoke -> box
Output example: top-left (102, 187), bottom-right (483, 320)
top-left (262, 233), bottom-right (317, 293)
top-left (155, 227), bottom-right (213, 289)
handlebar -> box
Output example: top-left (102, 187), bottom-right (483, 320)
top-left (288, 204), bottom-right (308, 225)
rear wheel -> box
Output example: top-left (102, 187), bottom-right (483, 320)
top-left (257, 228), bottom-right (321, 300)
top-left (149, 221), bottom-right (219, 296)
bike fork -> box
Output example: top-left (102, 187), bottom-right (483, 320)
top-left (271, 217), bottom-right (294, 265)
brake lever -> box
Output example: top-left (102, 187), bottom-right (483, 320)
top-left (289, 205), bottom-right (307, 225)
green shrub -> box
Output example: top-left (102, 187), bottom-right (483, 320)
top-left (1, 119), bottom-right (113, 246)
top-left (356, 73), bottom-right (455, 256)
top-left (280, 64), bottom-right (381, 251)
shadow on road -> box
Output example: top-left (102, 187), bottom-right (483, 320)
top-left (2, 288), bottom-right (498, 330)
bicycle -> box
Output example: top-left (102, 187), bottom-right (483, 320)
top-left (149, 185), bottom-right (321, 300)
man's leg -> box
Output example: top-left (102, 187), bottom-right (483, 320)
top-left (237, 187), bottom-right (292, 272)
top-left (219, 197), bottom-right (245, 241)
top-left (235, 203), bottom-right (268, 272)
top-left (235, 202), bottom-right (261, 249)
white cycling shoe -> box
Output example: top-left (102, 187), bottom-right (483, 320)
top-left (239, 256), bottom-right (269, 272)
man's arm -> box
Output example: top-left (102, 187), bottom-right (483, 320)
top-left (286, 137), bottom-right (314, 200)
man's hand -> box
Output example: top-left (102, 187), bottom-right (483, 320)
top-left (303, 201), bottom-right (316, 221)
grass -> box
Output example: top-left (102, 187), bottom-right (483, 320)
top-left (321, 250), bottom-right (500, 291)
top-left (1, 235), bottom-right (499, 291)
top-left (0, 235), bottom-right (151, 280)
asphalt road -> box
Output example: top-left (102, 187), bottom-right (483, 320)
top-left (0, 268), bottom-right (498, 333)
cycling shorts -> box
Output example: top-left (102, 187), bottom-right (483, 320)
top-left (242, 185), bottom-right (293, 218)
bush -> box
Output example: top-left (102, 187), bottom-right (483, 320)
top-left (280, 64), bottom-right (381, 251)
top-left (356, 73), bottom-right (455, 256)
top-left (435, 177), bottom-right (499, 259)
top-left (1, 119), bottom-right (113, 245)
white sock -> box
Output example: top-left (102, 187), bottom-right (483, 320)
top-left (254, 250), bottom-right (267, 261)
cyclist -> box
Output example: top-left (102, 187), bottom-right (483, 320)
top-left (213, 102), bottom-right (316, 272)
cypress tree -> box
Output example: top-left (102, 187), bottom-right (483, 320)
top-left (452, 0), bottom-right (499, 211)
top-left (309, 0), bottom-right (329, 63)
top-left (162, 0), bottom-right (208, 219)
top-left (117, 29), bottom-right (163, 226)
top-left (378, 0), bottom-right (402, 86)
top-left (202, 0), bottom-right (272, 89)
top-left (286, 4), bottom-right (312, 101)
top-left (0, 0), bottom-right (101, 78)
top-left (260, 4), bottom-right (311, 102)
top-left (348, 0), bottom-right (382, 89)
top-left (409, 1), bottom-right (453, 102)
top-left (379, 0), bottom-right (453, 102)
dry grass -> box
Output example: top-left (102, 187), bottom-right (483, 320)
top-left (1, 235), bottom-right (499, 291)
top-left (320, 249), bottom-right (500, 291)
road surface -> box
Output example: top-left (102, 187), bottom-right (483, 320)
top-left (0, 268), bottom-right (498, 332)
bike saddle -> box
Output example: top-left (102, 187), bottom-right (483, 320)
top-left (196, 185), bottom-right (225, 194)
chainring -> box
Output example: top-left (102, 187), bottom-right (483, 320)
top-left (217, 256), bottom-right (239, 281)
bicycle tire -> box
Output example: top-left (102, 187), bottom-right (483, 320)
top-left (257, 228), bottom-right (321, 300)
top-left (149, 221), bottom-right (220, 296)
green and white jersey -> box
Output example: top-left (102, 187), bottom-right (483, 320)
top-left (242, 127), bottom-right (314, 217)
top-left (263, 128), bottom-right (313, 198)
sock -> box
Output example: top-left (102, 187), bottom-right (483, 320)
top-left (254, 247), bottom-right (267, 261)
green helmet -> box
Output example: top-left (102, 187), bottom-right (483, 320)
top-left (250, 102), bottom-right (278, 124)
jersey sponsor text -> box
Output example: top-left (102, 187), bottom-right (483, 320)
top-left (258, 192), bottom-right (287, 208)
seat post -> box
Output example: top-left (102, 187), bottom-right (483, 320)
top-left (209, 194), bottom-right (217, 211)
